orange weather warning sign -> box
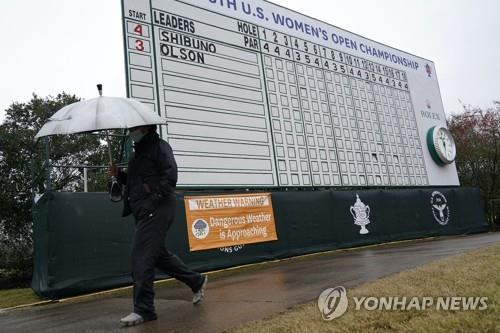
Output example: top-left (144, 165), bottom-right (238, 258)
top-left (184, 193), bottom-right (278, 251)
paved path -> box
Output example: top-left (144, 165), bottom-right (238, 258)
top-left (2, 232), bottom-right (500, 333)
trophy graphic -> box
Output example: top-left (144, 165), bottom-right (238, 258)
top-left (350, 194), bottom-right (371, 234)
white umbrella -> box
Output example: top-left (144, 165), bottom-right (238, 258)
top-left (35, 85), bottom-right (167, 201)
top-left (35, 87), bottom-right (166, 139)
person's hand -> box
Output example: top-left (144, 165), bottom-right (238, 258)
top-left (108, 163), bottom-right (118, 177)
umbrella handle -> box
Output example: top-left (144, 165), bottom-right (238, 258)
top-left (106, 129), bottom-right (123, 202)
top-left (105, 130), bottom-right (113, 165)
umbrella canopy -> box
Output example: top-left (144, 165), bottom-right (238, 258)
top-left (35, 96), bottom-right (166, 139)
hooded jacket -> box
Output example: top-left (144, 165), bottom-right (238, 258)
top-left (117, 131), bottom-right (177, 219)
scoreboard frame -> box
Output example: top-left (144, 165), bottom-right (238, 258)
top-left (121, 0), bottom-right (459, 188)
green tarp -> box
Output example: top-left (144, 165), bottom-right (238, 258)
top-left (32, 188), bottom-right (489, 298)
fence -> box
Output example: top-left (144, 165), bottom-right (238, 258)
top-left (31, 187), bottom-right (489, 299)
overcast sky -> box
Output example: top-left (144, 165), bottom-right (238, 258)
top-left (0, 0), bottom-right (498, 123)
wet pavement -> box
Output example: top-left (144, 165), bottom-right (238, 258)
top-left (1, 232), bottom-right (499, 333)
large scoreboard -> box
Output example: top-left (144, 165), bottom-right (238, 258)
top-left (121, 0), bottom-right (459, 187)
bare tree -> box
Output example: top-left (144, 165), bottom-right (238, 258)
top-left (448, 101), bottom-right (500, 224)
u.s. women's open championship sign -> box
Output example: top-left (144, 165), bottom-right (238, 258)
top-left (184, 193), bottom-right (277, 251)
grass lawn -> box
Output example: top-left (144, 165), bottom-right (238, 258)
top-left (231, 243), bottom-right (500, 333)
top-left (0, 288), bottom-right (44, 309)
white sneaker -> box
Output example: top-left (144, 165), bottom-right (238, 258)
top-left (193, 275), bottom-right (208, 304)
top-left (120, 312), bottom-right (144, 326)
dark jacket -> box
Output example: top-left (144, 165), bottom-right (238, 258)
top-left (117, 131), bottom-right (177, 219)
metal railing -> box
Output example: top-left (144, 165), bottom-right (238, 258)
top-left (36, 132), bottom-right (129, 194)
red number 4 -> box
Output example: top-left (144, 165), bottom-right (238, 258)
top-left (134, 24), bottom-right (143, 36)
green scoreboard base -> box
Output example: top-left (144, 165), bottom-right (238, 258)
top-left (32, 187), bottom-right (488, 299)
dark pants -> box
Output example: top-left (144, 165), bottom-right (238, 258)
top-left (131, 194), bottom-right (203, 319)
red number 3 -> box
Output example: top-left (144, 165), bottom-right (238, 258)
top-left (135, 40), bottom-right (145, 51)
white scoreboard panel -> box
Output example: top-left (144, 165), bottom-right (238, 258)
top-left (122, 0), bottom-right (460, 187)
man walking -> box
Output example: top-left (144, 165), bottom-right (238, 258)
top-left (110, 125), bottom-right (207, 326)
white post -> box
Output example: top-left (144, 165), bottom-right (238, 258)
top-left (83, 167), bottom-right (88, 192)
